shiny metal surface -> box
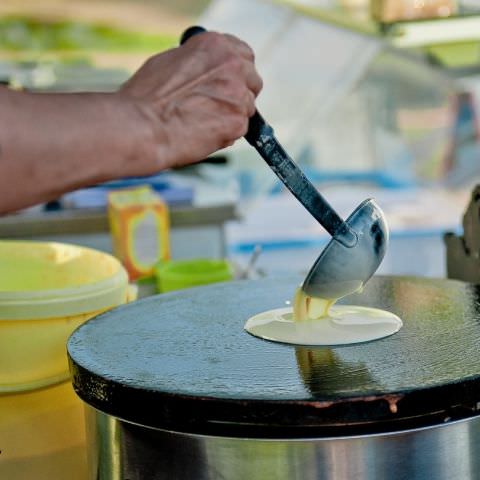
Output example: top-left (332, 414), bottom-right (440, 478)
top-left (303, 199), bottom-right (388, 299)
top-left (85, 406), bottom-right (480, 480)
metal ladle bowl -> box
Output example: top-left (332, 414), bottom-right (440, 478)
top-left (302, 198), bottom-right (389, 299)
top-left (181, 27), bottom-right (388, 299)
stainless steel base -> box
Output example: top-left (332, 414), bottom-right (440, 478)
top-left (85, 406), bottom-right (480, 480)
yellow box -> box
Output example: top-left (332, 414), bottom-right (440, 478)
top-left (108, 186), bottom-right (170, 281)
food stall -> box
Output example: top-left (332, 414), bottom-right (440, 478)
top-left (2, 1), bottom-right (480, 479)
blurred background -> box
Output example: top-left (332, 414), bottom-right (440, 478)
top-left (2, 0), bottom-right (480, 281)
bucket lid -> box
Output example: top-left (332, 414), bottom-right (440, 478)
top-left (68, 276), bottom-right (480, 437)
top-left (0, 241), bottom-right (128, 320)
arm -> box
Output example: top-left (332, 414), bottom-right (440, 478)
top-left (0, 32), bottom-right (262, 214)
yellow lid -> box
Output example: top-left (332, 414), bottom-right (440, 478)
top-left (0, 241), bottom-right (128, 320)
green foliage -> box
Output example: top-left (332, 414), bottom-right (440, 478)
top-left (0, 17), bottom-right (176, 53)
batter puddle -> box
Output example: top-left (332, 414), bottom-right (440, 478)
top-left (245, 288), bottom-right (402, 346)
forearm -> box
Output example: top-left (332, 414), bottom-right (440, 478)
top-left (0, 34), bottom-right (262, 214)
top-left (0, 87), bottom-right (155, 214)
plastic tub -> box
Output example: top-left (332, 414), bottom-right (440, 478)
top-left (0, 380), bottom-right (87, 480)
top-left (155, 259), bottom-right (233, 292)
top-left (0, 241), bottom-right (131, 393)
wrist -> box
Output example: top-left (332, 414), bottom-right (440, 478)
top-left (112, 91), bottom-right (169, 177)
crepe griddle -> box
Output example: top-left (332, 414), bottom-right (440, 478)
top-left (68, 275), bottom-right (480, 438)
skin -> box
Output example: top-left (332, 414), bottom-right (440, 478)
top-left (0, 32), bottom-right (263, 215)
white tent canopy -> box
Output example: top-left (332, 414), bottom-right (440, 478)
top-left (200, 0), bottom-right (454, 194)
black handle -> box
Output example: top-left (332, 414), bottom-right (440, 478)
top-left (180, 26), bottom-right (207, 44)
top-left (180, 27), bottom-right (357, 248)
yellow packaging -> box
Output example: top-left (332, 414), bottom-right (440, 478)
top-left (108, 186), bottom-right (170, 280)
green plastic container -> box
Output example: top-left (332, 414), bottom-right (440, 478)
top-left (155, 259), bottom-right (233, 293)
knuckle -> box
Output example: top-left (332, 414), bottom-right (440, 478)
top-left (230, 78), bottom-right (245, 93)
top-left (215, 75), bottom-right (240, 98)
top-left (244, 45), bottom-right (255, 62)
top-left (230, 115), bottom-right (248, 138)
top-left (233, 84), bottom-right (250, 106)
top-left (225, 55), bottom-right (244, 73)
top-left (256, 75), bottom-right (264, 93)
top-left (199, 31), bottom-right (224, 49)
top-left (218, 72), bottom-right (244, 97)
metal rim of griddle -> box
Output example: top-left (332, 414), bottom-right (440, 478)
top-left (68, 275), bottom-right (480, 438)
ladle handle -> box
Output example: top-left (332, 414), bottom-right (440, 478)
top-left (180, 26), bottom-right (357, 248)
top-left (180, 26), bottom-right (207, 43)
top-left (244, 112), bottom-right (357, 246)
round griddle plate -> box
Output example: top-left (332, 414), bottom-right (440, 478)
top-left (68, 276), bottom-right (480, 437)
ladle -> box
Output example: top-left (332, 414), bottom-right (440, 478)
top-left (181, 26), bottom-right (388, 299)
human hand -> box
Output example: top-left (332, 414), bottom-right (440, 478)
top-left (119, 32), bottom-right (263, 174)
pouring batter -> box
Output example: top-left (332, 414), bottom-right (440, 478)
top-left (245, 199), bottom-right (402, 346)
top-left (244, 287), bottom-right (402, 346)
top-left (245, 287), bottom-right (403, 345)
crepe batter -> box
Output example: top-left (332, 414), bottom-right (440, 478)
top-left (244, 287), bottom-right (403, 346)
